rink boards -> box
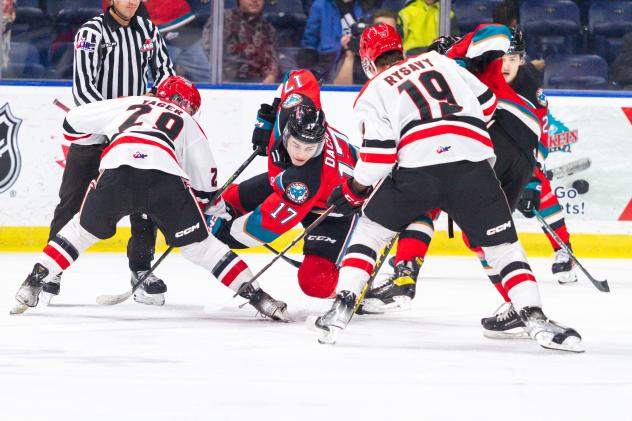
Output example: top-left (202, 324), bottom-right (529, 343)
top-left (0, 82), bottom-right (631, 257)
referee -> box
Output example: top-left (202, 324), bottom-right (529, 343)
top-left (43, 0), bottom-right (175, 305)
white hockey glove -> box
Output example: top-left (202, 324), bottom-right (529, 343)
top-left (204, 197), bottom-right (232, 222)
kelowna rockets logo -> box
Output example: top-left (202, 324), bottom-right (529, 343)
top-left (0, 103), bottom-right (23, 194)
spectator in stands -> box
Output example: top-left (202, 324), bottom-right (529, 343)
top-left (613, 32), bottom-right (632, 90)
top-left (398, 0), bottom-right (459, 56)
top-left (1, 0), bottom-right (15, 72)
top-left (333, 8), bottom-right (397, 85)
top-left (301, 0), bottom-right (379, 81)
top-left (203, 0), bottom-right (279, 83)
top-left (492, 0), bottom-right (518, 29)
top-left (492, 1), bottom-right (544, 73)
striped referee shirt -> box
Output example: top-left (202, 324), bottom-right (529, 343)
top-left (72, 10), bottom-right (175, 106)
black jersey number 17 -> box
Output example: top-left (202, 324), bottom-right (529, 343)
top-left (397, 70), bottom-right (463, 119)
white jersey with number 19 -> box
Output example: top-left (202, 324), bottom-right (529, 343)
top-left (352, 50), bottom-right (498, 187)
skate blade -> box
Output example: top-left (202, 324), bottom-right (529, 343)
top-left (305, 316), bottom-right (341, 344)
top-left (10, 301), bottom-right (30, 315)
top-left (360, 296), bottom-right (412, 314)
top-left (272, 308), bottom-right (292, 323)
top-left (133, 292), bottom-right (165, 306)
top-left (556, 272), bottom-right (578, 284)
top-left (483, 329), bottom-right (530, 340)
top-left (40, 291), bottom-right (55, 306)
top-left (535, 332), bottom-right (585, 353)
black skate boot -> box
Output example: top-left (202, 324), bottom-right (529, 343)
top-left (552, 247), bottom-right (578, 284)
top-left (238, 284), bottom-right (290, 322)
top-left (40, 272), bottom-right (62, 305)
top-left (519, 306), bottom-right (584, 352)
top-left (481, 302), bottom-right (528, 339)
top-left (11, 263), bottom-right (50, 314)
top-left (313, 290), bottom-right (357, 344)
top-left (359, 257), bottom-right (422, 314)
top-left (132, 271), bottom-right (167, 306)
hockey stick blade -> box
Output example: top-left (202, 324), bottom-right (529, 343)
top-left (533, 210), bottom-right (609, 293)
top-left (545, 158), bottom-right (591, 180)
top-left (96, 290), bottom-right (133, 306)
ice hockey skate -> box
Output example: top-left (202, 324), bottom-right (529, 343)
top-left (359, 257), bottom-right (422, 314)
top-left (520, 306), bottom-right (584, 352)
top-left (238, 283), bottom-right (290, 322)
top-left (132, 270), bottom-right (167, 306)
top-left (40, 273), bottom-right (62, 305)
top-left (552, 248), bottom-right (578, 284)
top-left (481, 301), bottom-right (528, 339)
top-left (312, 290), bottom-right (356, 344)
top-left (10, 263), bottom-right (50, 315)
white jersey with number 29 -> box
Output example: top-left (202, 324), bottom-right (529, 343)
top-left (352, 50), bottom-right (498, 187)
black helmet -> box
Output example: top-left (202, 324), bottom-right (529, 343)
top-left (427, 35), bottom-right (460, 55)
top-left (283, 105), bottom-right (326, 144)
top-left (508, 26), bottom-right (525, 55)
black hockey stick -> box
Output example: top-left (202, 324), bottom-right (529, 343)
top-left (96, 149), bottom-right (262, 305)
top-left (264, 244), bottom-right (302, 268)
top-left (533, 209), bottom-right (610, 293)
top-left (233, 205), bottom-right (337, 297)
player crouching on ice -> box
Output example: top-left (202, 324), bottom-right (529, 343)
top-left (11, 76), bottom-right (289, 321)
top-left (313, 24), bottom-right (583, 352)
top-left (207, 69), bottom-right (358, 300)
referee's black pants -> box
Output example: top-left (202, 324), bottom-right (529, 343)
top-left (48, 143), bottom-right (157, 272)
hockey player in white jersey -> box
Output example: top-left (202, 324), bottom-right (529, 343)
top-left (314, 24), bottom-right (583, 352)
top-left (11, 76), bottom-right (289, 321)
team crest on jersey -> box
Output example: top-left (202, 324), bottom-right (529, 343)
top-left (75, 37), bottom-right (95, 52)
top-left (282, 93), bottom-right (303, 109)
top-left (536, 88), bottom-right (547, 107)
top-left (139, 39), bottom-right (155, 53)
top-left (0, 103), bottom-right (23, 194)
top-left (285, 181), bottom-right (309, 204)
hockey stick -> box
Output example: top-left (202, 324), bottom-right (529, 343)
top-left (354, 235), bottom-right (398, 314)
top-left (233, 205), bottom-right (337, 297)
top-left (96, 149), bottom-right (262, 305)
top-left (53, 98), bottom-right (70, 112)
top-left (545, 158), bottom-right (591, 180)
top-left (533, 209), bottom-right (610, 293)
top-left (263, 244), bottom-right (302, 268)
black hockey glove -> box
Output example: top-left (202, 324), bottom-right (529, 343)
top-left (327, 178), bottom-right (373, 217)
top-left (517, 178), bottom-right (542, 218)
top-left (251, 102), bottom-right (277, 156)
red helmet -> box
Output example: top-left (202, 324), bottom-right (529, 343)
top-left (359, 23), bottom-right (403, 78)
top-left (156, 75), bottom-right (201, 115)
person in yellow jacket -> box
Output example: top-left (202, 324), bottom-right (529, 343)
top-left (398, 0), bottom-right (459, 55)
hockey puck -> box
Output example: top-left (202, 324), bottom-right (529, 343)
top-left (572, 179), bottom-right (589, 194)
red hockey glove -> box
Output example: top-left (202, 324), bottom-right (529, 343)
top-left (327, 178), bottom-right (372, 217)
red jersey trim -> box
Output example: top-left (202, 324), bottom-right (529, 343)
top-left (63, 133), bottom-right (92, 141)
top-left (101, 135), bottom-right (178, 163)
top-left (398, 124), bottom-right (493, 150)
top-left (359, 152), bottom-right (398, 164)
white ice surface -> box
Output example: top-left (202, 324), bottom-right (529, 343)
top-left (1, 253), bottom-right (631, 421)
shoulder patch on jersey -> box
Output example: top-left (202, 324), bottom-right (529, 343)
top-left (536, 88), bottom-right (547, 107)
top-left (282, 93), bottom-right (303, 109)
top-left (285, 181), bottom-right (310, 204)
top-left (75, 37), bottom-right (95, 52)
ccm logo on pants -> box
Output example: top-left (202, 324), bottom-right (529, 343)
top-left (176, 222), bottom-right (200, 238)
top-left (486, 221), bottom-right (512, 236)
